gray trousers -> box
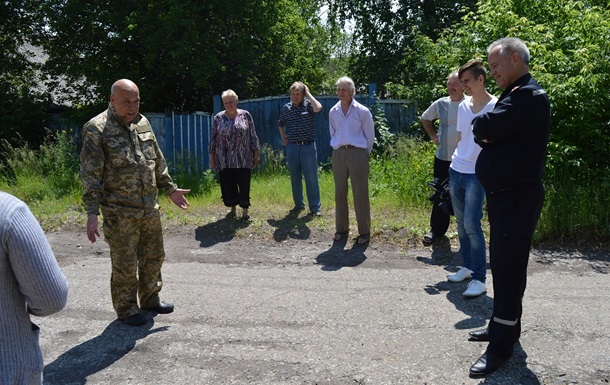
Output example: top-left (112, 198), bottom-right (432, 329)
top-left (331, 146), bottom-right (371, 236)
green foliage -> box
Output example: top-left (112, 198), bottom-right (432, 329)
top-left (0, 132), bottom-right (606, 244)
top-left (0, 1), bottom-right (51, 147)
top-left (369, 135), bottom-right (434, 207)
top-left (169, 152), bottom-right (217, 196)
top-left (371, 101), bottom-right (395, 158)
top-left (386, 0), bottom-right (610, 244)
top-left (0, 130), bottom-right (80, 202)
top-left (326, 0), bottom-right (478, 90)
top-left (256, 144), bottom-right (288, 178)
top-left (391, 0), bottom-right (610, 176)
top-left (539, 158), bottom-right (610, 244)
top-left (36, 0), bottom-right (333, 111)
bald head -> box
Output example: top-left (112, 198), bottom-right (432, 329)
top-left (110, 79), bottom-right (140, 124)
top-left (111, 79), bottom-right (139, 95)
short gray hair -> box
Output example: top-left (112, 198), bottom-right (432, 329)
top-left (487, 37), bottom-right (530, 65)
top-left (221, 89), bottom-right (238, 102)
top-left (448, 70), bottom-right (459, 81)
top-left (336, 76), bottom-right (355, 92)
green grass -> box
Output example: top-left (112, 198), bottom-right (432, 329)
top-left (0, 132), bottom-right (607, 249)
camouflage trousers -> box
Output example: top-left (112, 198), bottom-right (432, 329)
top-left (102, 208), bottom-right (165, 319)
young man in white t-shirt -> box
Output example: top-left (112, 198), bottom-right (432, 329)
top-left (447, 59), bottom-right (497, 297)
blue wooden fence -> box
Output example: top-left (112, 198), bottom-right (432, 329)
top-left (214, 91), bottom-right (417, 166)
top-left (161, 112), bottom-right (211, 175)
top-left (51, 90), bottom-right (417, 175)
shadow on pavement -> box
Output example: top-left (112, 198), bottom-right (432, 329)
top-left (267, 210), bottom-right (313, 242)
top-left (475, 344), bottom-right (541, 384)
top-left (315, 237), bottom-right (368, 271)
top-left (423, 277), bottom-right (492, 330)
top-left (43, 317), bottom-right (168, 385)
top-left (195, 215), bottom-right (250, 247)
top-left (416, 236), bottom-right (458, 266)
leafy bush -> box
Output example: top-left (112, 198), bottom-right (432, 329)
top-left (0, 130), bottom-right (80, 202)
top-left (170, 151), bottom-right (217, 196)
top-left (370, 135), bottom-right (435, 206)
top-left (371, 100), bottom-right (395, 158)
top-left (256, 144), bottom-right (288, 178)
top-left (0, 128), bottom-right (606, 244)
top-left (386, 0), bottom-right (610, 244)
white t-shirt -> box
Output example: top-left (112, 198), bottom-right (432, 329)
top-left (450, 95), bottom-right (498, 174)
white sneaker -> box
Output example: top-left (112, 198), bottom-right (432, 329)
top-left (447, 267), bottom-right (473, 283)
top-left (463, 280), bottom-right (487, 297)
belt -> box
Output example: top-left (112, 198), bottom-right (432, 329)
top-left (337, 144), bottom-right (357, 149)
top-left (290, 140), bottom-right (314, 145)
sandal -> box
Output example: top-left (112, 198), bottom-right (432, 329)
top-left (357, 233), bottom-right (370, 245)
top-left (333, 232), bottom-right (348, 241)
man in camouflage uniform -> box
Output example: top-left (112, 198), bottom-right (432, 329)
top-left (80, 79), bottom-right (190, 326)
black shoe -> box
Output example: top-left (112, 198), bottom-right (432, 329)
top-left (423, 232), bottom-right (435, 246)
top-left (468, 328), bottom-right (489, 341)
top-left (142, 301), bottom-right (174, 314)
top-left (469, 329), bottom-right (520, 343)
top-left (121, 313), bottom-right (147, 326)
top-left (289, 206), bottom-right (305, 213)
top-left (469, 352), bottom-right (507, 377)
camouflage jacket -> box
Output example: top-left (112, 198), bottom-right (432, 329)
top-left (80, 103), bottom-right (177, 217)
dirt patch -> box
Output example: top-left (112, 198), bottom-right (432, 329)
top-left (48, 219), bottom-right (610, 275)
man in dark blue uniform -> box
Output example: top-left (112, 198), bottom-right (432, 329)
top-left (468, 37), bottom-right (551, 376)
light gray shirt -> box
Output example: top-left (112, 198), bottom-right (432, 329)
top-left (0, 192), bottom-right (68, 385)
top-left (421, 96), bottom-right (463, 161)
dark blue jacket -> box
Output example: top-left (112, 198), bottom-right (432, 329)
top-left (473, 73), bottom-right (551, 194)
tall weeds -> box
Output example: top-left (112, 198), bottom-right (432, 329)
top-left (0, 130), bottom-right (80, 202)
top-left (538, 155), bottom-right (610, 245)
top-left (0, 131), bottom-right (606, 245)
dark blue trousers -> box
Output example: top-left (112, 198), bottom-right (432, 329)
top-left (486, 182), bottom-right (544, 358)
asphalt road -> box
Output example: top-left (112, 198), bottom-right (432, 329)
top-left (37, 230), bottom-right (610, 385)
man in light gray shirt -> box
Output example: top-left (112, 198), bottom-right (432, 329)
top-left (421, 71), bottom-right (464, 245)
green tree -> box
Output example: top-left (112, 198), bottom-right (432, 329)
top-left (37, 0), bottom-right (331, 112)
top-left (0, 1), bottom-right (50, 146)
top-left (389, 0), bottom-right (610, 174)
top-left (387, 0), bottom-right (610, 241)
top-left (325, 0), bottom-right (478, 89)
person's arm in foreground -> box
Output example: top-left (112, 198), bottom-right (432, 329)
top-left (8, 201), bottom-right (68, 316)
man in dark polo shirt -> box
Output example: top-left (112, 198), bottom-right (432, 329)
top-left (278, 81), bottom-right (323, 216)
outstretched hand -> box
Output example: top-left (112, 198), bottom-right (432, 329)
top-left (170, 188), bottom-right (191, 210)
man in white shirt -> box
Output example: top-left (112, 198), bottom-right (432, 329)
top-left (329, 76), bottom-right (375, 245)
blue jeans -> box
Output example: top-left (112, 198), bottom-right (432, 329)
top-left (286, 142), bottom-right (321, 212)
top-left (449, 168), bottom-right (486, 282)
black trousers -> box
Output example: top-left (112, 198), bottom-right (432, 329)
top-left (430, 156), bottom-right (451, 236)
top-left (486, 182), bottom-right (544, 359)
top-left (219, 168), bottom-right (252, 208)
